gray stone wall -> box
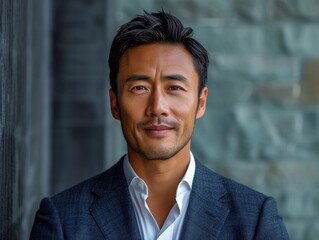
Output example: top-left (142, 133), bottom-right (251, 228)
top-left (110, 1), bottom-right (319, 239)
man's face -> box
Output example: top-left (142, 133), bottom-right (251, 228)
top-left (110, 43), bottom-right (207, 161)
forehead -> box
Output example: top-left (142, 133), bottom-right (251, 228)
top-left (117, 43), bottom-right (198, 80)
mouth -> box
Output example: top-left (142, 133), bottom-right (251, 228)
top-left (144, 125), bottom-right (174, 137)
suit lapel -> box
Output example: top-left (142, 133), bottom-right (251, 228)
top-left (88, 158), bottom-right (229, 239)
top-left (89, 159), bottom-right (141, 240)
top-left (180, 161), bottom-right (230, 240)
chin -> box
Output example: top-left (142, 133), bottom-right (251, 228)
top-left (141, 149), bottom-right (180, 161)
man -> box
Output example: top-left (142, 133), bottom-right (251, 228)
top-left (30, 11), bottom-right (289, 239)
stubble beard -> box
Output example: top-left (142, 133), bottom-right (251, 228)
top-left (123, 118), bottom-right (194, 161)
top-left (132, 131), bottom-right (193, 161)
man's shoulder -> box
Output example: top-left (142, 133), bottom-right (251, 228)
top-left (190, 161), bottom-right (289, 239)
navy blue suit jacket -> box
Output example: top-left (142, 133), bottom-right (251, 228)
top-left (30, 158), bottom-right (289, 239)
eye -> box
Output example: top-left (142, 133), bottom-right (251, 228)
top-left (168, 86), bottom-right (184, 91)
top-left (131, 85), bottom-right (149, 94)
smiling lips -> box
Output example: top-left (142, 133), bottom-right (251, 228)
top-left (144, 125), bottom-right (174, 137)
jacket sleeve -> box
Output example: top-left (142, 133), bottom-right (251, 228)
top-left (29, 198), bottom-right (64, 240)
top-left (253, 197), bottom-right (290, 240)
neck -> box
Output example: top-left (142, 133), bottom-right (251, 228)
top-left (128, 148), bottom-right (191, 228)
top-left (128, 149), bottom-right (191, 192)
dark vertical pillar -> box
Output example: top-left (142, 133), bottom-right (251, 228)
top-left (1, 0), bottom-right (52, 238)
top-left (1, 0), bottom-right (27, 238)
top-left (51, 0), bottom-right (108, 193)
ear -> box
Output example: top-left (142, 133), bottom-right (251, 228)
top-left (196, 87), bottom-right (208, 119)
top-left (109, 88), bottom-right (121, 120)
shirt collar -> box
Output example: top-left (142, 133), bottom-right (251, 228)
top-left (123, 154), bottom-right (137, 186)
top-left (123, 151), bottom-right (196, 191)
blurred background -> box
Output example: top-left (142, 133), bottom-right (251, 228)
top-left (1, 0), bottom-right (319, 239)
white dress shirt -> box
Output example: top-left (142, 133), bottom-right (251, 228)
top-left (123, 152), bottom-right (196, 240)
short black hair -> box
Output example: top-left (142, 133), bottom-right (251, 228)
top-left (108, 10), bottom-right (209, 95)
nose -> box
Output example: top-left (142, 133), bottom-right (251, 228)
top-left (146, 88), bottom-right (169, 117)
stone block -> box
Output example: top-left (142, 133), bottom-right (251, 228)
top-left (300, 59), bottom-right (319, 105)
top-left (159, 0), bottom-right (234, 21)
top-left (232, 106), bottom-right (283, 160)
top-left (207, 79), bottom-right (253, 107)
top-left (194, 106), bottom-right (271, 161)
top-left (265, 162), bottom-right (319, 189)
top-left (161, 0), bottom-right (265, 22)
top-left (194, 24), bottom-right (265, 54)
top-left (236, 108), bottom-right (319, 161)
top-left (233, 0), bottom-right (266, 21)
top-left (279, 190), bottom-right (319, 219)
top-left (278, 23), bottom-right (319, 56)
top-left (264, 161), bottom-right (319, 222)
top-left (195, 104), bottom-right (319, 162)
top-left (263, 109), bottom-right (302, 145)
top-left (192, 108), bottom-right (235, 162)
top-left (210, 161), bottom-right (267, 190)
top-left (250, 83), bottom-right (300, 106)
top-left (194, 106), bottom-right (288, 161)
top-left (209, 55), bottom-right (301, 84)
top-left (272, 0), bottom-right (319, 20)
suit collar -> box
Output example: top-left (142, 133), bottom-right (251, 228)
top-left (180, 160), bottom-right (230, 240)
top-left (88, 157), bottom-right (229, 239)
top-left (89, 158), bottom-right (141, 240)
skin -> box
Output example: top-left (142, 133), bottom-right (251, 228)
top-left (109, 43), bottom-right (208, 228)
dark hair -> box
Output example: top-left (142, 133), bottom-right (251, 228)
top-left (108, 10), bottom-right (209, 95)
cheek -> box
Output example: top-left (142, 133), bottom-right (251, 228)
top-left (171, 95), bottom-right (198, 115)
top-left (119, 102), bottom-right (143, 128)
top-left (122, 93), bottom-right (148, 109)
top-left (119, 111), bottom-right (136, 139)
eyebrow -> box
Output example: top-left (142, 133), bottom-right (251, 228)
top-left (162, 74), bottom-right (188, 82)
top-left (126, 74), bottom-right (188, 83)
top-left (126, 75), bottom-right (150, 82)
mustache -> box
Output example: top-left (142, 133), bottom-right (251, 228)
top-left (137, 118), bottom-right (179, 129)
